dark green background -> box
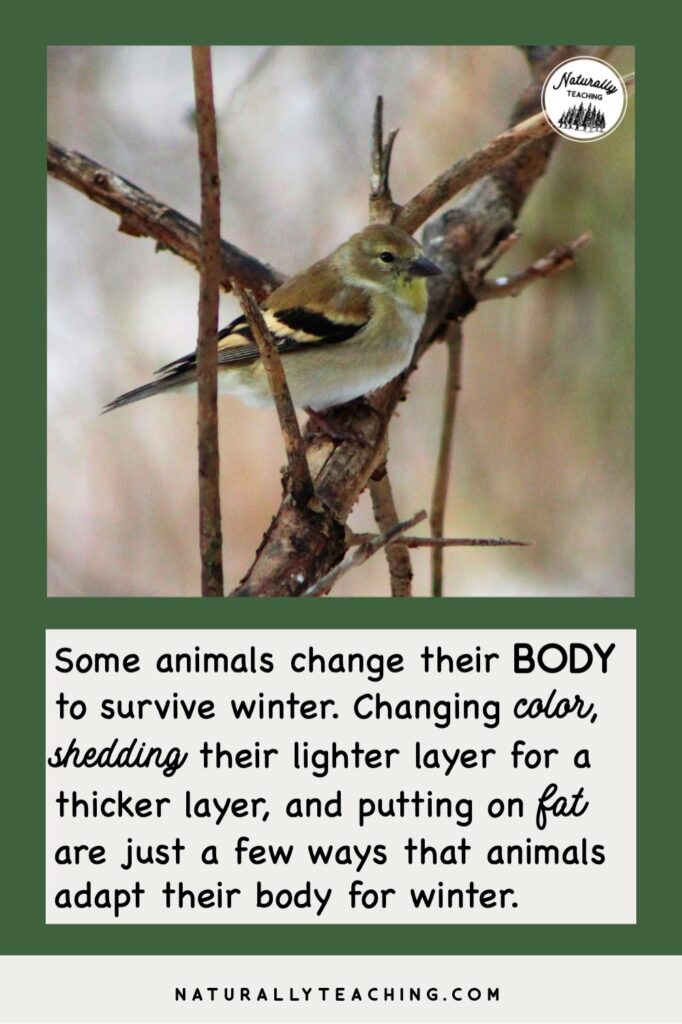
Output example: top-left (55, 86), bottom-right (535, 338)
top-left (3, 11), bottom-right (676, 958)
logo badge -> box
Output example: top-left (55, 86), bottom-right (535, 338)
top-left (542, 57), bottom-right (627, 142)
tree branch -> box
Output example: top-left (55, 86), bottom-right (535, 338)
top-left (368, 462), bottom-right (413, 597)
top-left (370, 96), bottom-right (400, 224)
top-left (47, 139), bottom-right (284, 301)
top-left (475, 232), bottom-right (591, 300)
top-left (192, 46), bottom-right (224, 597)
top-left (430, 322), bottom-right (463, 596)
top-left (367, 99), bottom-right (412, 595)
top-left (349, 534), bottom-right (530, 548)
top-left (232, 286), bottom-right (313, 507)
top-left (303, 510), bottom-right (427, 597)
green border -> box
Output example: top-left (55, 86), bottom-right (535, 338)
top-left (4, 11), bottom-right (679, 957)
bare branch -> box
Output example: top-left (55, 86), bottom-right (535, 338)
top-left (370, 96), bottom-right (400, 224)
top-left (47, 139), bottom-right (284, 300)
top-left (382, 132), bottom-right (399, 186)
top-left (349, 534), bottom-right (531, 549)
top-left (368, 463), bottom-right (413, 597)
top-left (476, 232), bottom-right (591, 300)
top-left (303, 510), bottom-right (427, 597)
top-left (192, 46), bottom-right (224, 597)
top-left (371, 95), bottom-right (383, 195)
top-left (430, 323), bottom-right (463, 597)
top-left (232, 286), bottom-right (314, 507)
top-left (368, 99), bottom-right (412, 595)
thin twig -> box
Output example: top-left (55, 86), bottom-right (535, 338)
top-left (430, 322), bottom-right (463, 597)
top-left (371, 95), bottom-right (383, 195)
top-left (349, 534), bottom-right (530, 548)
top-left (368, 463), bottom-right (413, 596)
top-left (476, 232), bottom-right (591, 300)
top-left (303, 510), bottom-right (427, 597)
top-left (192, 46), bottom-right (224, 597)
top-left (370, 96), bottom-right (400, 224)
top-left (396, 72), bottom-right (635, 235)
top-left (368, 99), bottom-right (412, 596)
top-left (47, 140), bottom-right (284, 300)
top-left (232, 286), bottom-right (314, 507)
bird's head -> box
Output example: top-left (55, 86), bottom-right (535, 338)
top-left (336, 224), bottom-right (442, 312)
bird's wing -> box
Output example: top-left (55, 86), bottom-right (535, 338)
top-left (154, 303), bottom-right (370, 377)
top-left (103, 268), bottom-right (374, 412)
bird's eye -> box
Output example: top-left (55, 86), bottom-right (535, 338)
top-left (379, 251), bottom-right (395, 263)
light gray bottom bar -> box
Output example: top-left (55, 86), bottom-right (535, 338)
top-left (1, 955), bottom-right (680, 1023)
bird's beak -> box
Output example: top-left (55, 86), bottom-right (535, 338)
top-left (408, 255), bottom-right (443, 278)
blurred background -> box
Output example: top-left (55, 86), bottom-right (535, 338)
top-left (47, 46), bottom-right (635, 597)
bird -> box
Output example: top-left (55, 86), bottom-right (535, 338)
top-left (103, 223), bottom-right (442, 417)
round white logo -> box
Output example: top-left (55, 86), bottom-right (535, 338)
top-left (541, 56), bottom-right (627, 142)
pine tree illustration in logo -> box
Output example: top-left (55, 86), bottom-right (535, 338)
top-left (548, 65), bottom-right (618, 139)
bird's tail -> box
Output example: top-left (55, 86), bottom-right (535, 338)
top-left (102, 366), bottom-right (196, 413)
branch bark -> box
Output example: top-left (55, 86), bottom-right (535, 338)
top-left (232, 286), bottom-right (313, 507)
top-left (475, 232), bottom-right (591, 300)
top-left (192, 46), bottom-right (224, 597)
top-left (47, 140), bottom-right (284, 300)
top-left (370, 96), bottom-right (400, 224)
top-left (369, 463), bottom-right (413, 597)
top-left (429, 322), bottom-right (463, 596)
top-left (349, 534), bottom-right (530, 548)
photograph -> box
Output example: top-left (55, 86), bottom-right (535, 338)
top-left (5, 27), bottom-right (680, 1024)
top-left (47, 45), bottom-right (635, 597)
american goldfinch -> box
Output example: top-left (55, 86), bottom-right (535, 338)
top-left (104, 223), bottom-right (441, 414)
